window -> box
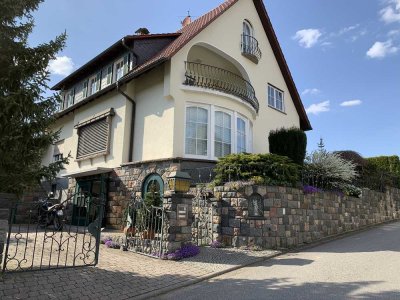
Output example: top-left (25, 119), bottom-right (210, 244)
top-left (53, 153), bottom-right (63, 162)
top-left (268, 85), bottom-right (284, 112)
top-left (142, 174), bottom-right (164, 198)
top-left (89, 72), bottom-right (101, 96)
top-left (248, 193), bottom-right (263, 218)
top-left (76, 115), bottom-right (112, 160)
top-left (237, 117), bottom-right (246, 153)
top-left (65, 89), bottom-right (75, 108)
top-left (185, 106), bottom-right (208, 156)
top-left (82, 80), bottom-right (88, 98)
top-left (185, 103), bottom-right (253, 159)
top-left (214, 111), bottom-right (231, 158)
top-left (115, 58), bottom-right (125, 81)
top-left (242, 20), bottom-right (254, 51)
top-left (106, 65), bottom-right (113, 85)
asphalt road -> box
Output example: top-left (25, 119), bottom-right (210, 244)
top-left (157, 222), bottom-right (400, 300)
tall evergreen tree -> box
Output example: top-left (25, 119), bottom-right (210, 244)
top-left (0, 0), bottom-right (68, 195)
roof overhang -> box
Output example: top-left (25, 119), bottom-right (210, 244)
top-left (61, 167), bottom-right (113, 178)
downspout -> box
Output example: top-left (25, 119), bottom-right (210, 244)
top-left (116, 81), bottom-right (135, 163)
top-left (117, 37), bottom-right (139, 163)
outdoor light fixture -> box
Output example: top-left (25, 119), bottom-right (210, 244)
top-left (167, 171), bottom-right (192, 193)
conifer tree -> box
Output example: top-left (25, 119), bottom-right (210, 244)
top-left (0, 0), bottom-right (68, 195)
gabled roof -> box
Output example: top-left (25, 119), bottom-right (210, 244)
top-left (54, 0), bottom-right (311, 130)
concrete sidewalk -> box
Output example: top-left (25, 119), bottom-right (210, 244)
top-left (0, 244), bottom-right (277, 299)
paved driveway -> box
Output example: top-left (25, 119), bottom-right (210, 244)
top-left (158, 222), bottom-right (400, 300)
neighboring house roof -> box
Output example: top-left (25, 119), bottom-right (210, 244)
top-left (54, 0), bottom-right (311, 131)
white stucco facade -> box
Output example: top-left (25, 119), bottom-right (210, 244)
top-left (42, 0), bottom-right (308, 177)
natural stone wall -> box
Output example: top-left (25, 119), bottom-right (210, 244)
top-left (210, 185), bottom-right (400, 249)
top-left (163, 193), bottom-right (194, 252)
top-left (106, 158), bottom-right (215, 228)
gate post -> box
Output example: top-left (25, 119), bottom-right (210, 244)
top-left (0, 210), bottom-right (8, 270)
top-left (163, 192), bottom-right (194, 253)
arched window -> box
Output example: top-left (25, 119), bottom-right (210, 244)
top-left (248, 193), bottom-right (263, 218)
top-left (242, 20), bottom-right (254, 50)
top-left (142, 174), bottom-right (164, 198)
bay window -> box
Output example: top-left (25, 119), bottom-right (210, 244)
top-left (214, 111), bottom-right (232, 158)
top-left (237, 117), bottom-right (246, 153)
top-left (185, 106), bottom-right (208, 156)
top-left (185, 103), bottom-right (252, 159)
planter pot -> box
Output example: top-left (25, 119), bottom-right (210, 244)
top-left (123, 226), bottom-right (136, 236)
top-left (141, 230), bottom-right (155, 239)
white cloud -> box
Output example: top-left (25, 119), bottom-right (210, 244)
top-left (306, 101), bottom-right (330, 115)
top-left (293, 29), bottom-right (322, 48)
top-left (340, 99), bottom-right (363, 107)
top-left (338, 24), bottom-right (360, 35)
top-left (380, 0), bottom-right (400, 23)
top-left (388, 29), bottom-right (400, 37)
top-left (48, 56), bottom-right (75, 76)
top-left (366, 40), bottom-right (398, 58)
top-left (302, 88), bottom-right (321, 96)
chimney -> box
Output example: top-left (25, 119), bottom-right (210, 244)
top-left (181, 12), bottom-right (192, 28)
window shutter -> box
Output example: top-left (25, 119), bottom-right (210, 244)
top-left (77, 118), bottom-right (109, 158)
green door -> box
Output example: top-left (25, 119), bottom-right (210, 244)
top-left (72, 181), bottom-right (92, 226)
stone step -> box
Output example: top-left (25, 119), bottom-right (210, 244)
top-left (0, 208), bottom-right (9, 220)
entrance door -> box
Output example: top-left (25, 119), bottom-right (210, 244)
top-left (72, 181), bottom-right (92, 226)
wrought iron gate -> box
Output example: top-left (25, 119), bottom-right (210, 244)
top-left (2, 192), bottom-right (105, 273)
top-left (192, 190), bottom-right (214, 246)
top-left (123, 196), bottom-right (167, 258)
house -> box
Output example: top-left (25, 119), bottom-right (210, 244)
top-left (42, 0), bottom-right (311, 227)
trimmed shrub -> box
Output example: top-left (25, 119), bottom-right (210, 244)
top-left (213, 153), bottom-right (300, 186)
top-left (269, 127), bottom-right (307, 165)
top-left (366, 156), bottom-right (400, 175)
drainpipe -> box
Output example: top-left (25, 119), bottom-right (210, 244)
top-left (117, 37), bottom-right (139, 163)
top-left (116, 81), bottom-right (135, 163)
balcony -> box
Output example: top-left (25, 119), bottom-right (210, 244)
top-left (241, 34), bottom-right (262, 64)
top-left (184, 61), bottom-right (259, 112)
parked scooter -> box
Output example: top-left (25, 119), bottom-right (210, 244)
top-left (38, 193), bottom-right (64, 231)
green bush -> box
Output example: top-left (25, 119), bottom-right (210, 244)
top-left (213, 153), bottom-right (300, 186)
top-left (269, 127), bottom-right (307, 165)
top-left (303, 149), bottom-right (358, 191)
top-left (360, 157), bottom-right (400, 191)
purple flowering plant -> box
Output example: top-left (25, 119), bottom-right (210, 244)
top-left (210, 240), bottom-right (223, 248)
top-left (303, 185), bottom-right (322, 194)
top-left (165, 243), bottom-right (200, 261)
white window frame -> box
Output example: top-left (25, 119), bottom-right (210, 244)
top-left (184, 103), bottom-right (254, 160)
top-left (89, 73), bottom-right (101, 96)
top-left (114, 57), bottom-right (124, 82)
top-left (184, 104), bottom-right (210, 159)
top-left (106, 64), bottom-right (113, 85)
top-left (214, 108), bottom-right (234, 159)
top-left (236, 115), bottom-right (247, 154)
top-left (267, 84), bottom-right (285, 112)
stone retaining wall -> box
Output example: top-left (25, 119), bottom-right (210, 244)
top-left (210, 185), bottom-right (400, 249)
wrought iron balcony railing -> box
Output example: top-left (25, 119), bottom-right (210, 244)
top-left (241, 34), bottom-right (262, 63)
top-left (184, 61), bottom-right (259, 112)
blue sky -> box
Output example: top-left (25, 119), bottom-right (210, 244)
top-left (30, 0), bottom-right (400, 157)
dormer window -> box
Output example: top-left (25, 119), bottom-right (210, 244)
top-left (241, 20), bottom-right (262, 63)
top-left (115, 58), bottom-right (124, 81)
top-left (89, 72), bottom-right (101, 96)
